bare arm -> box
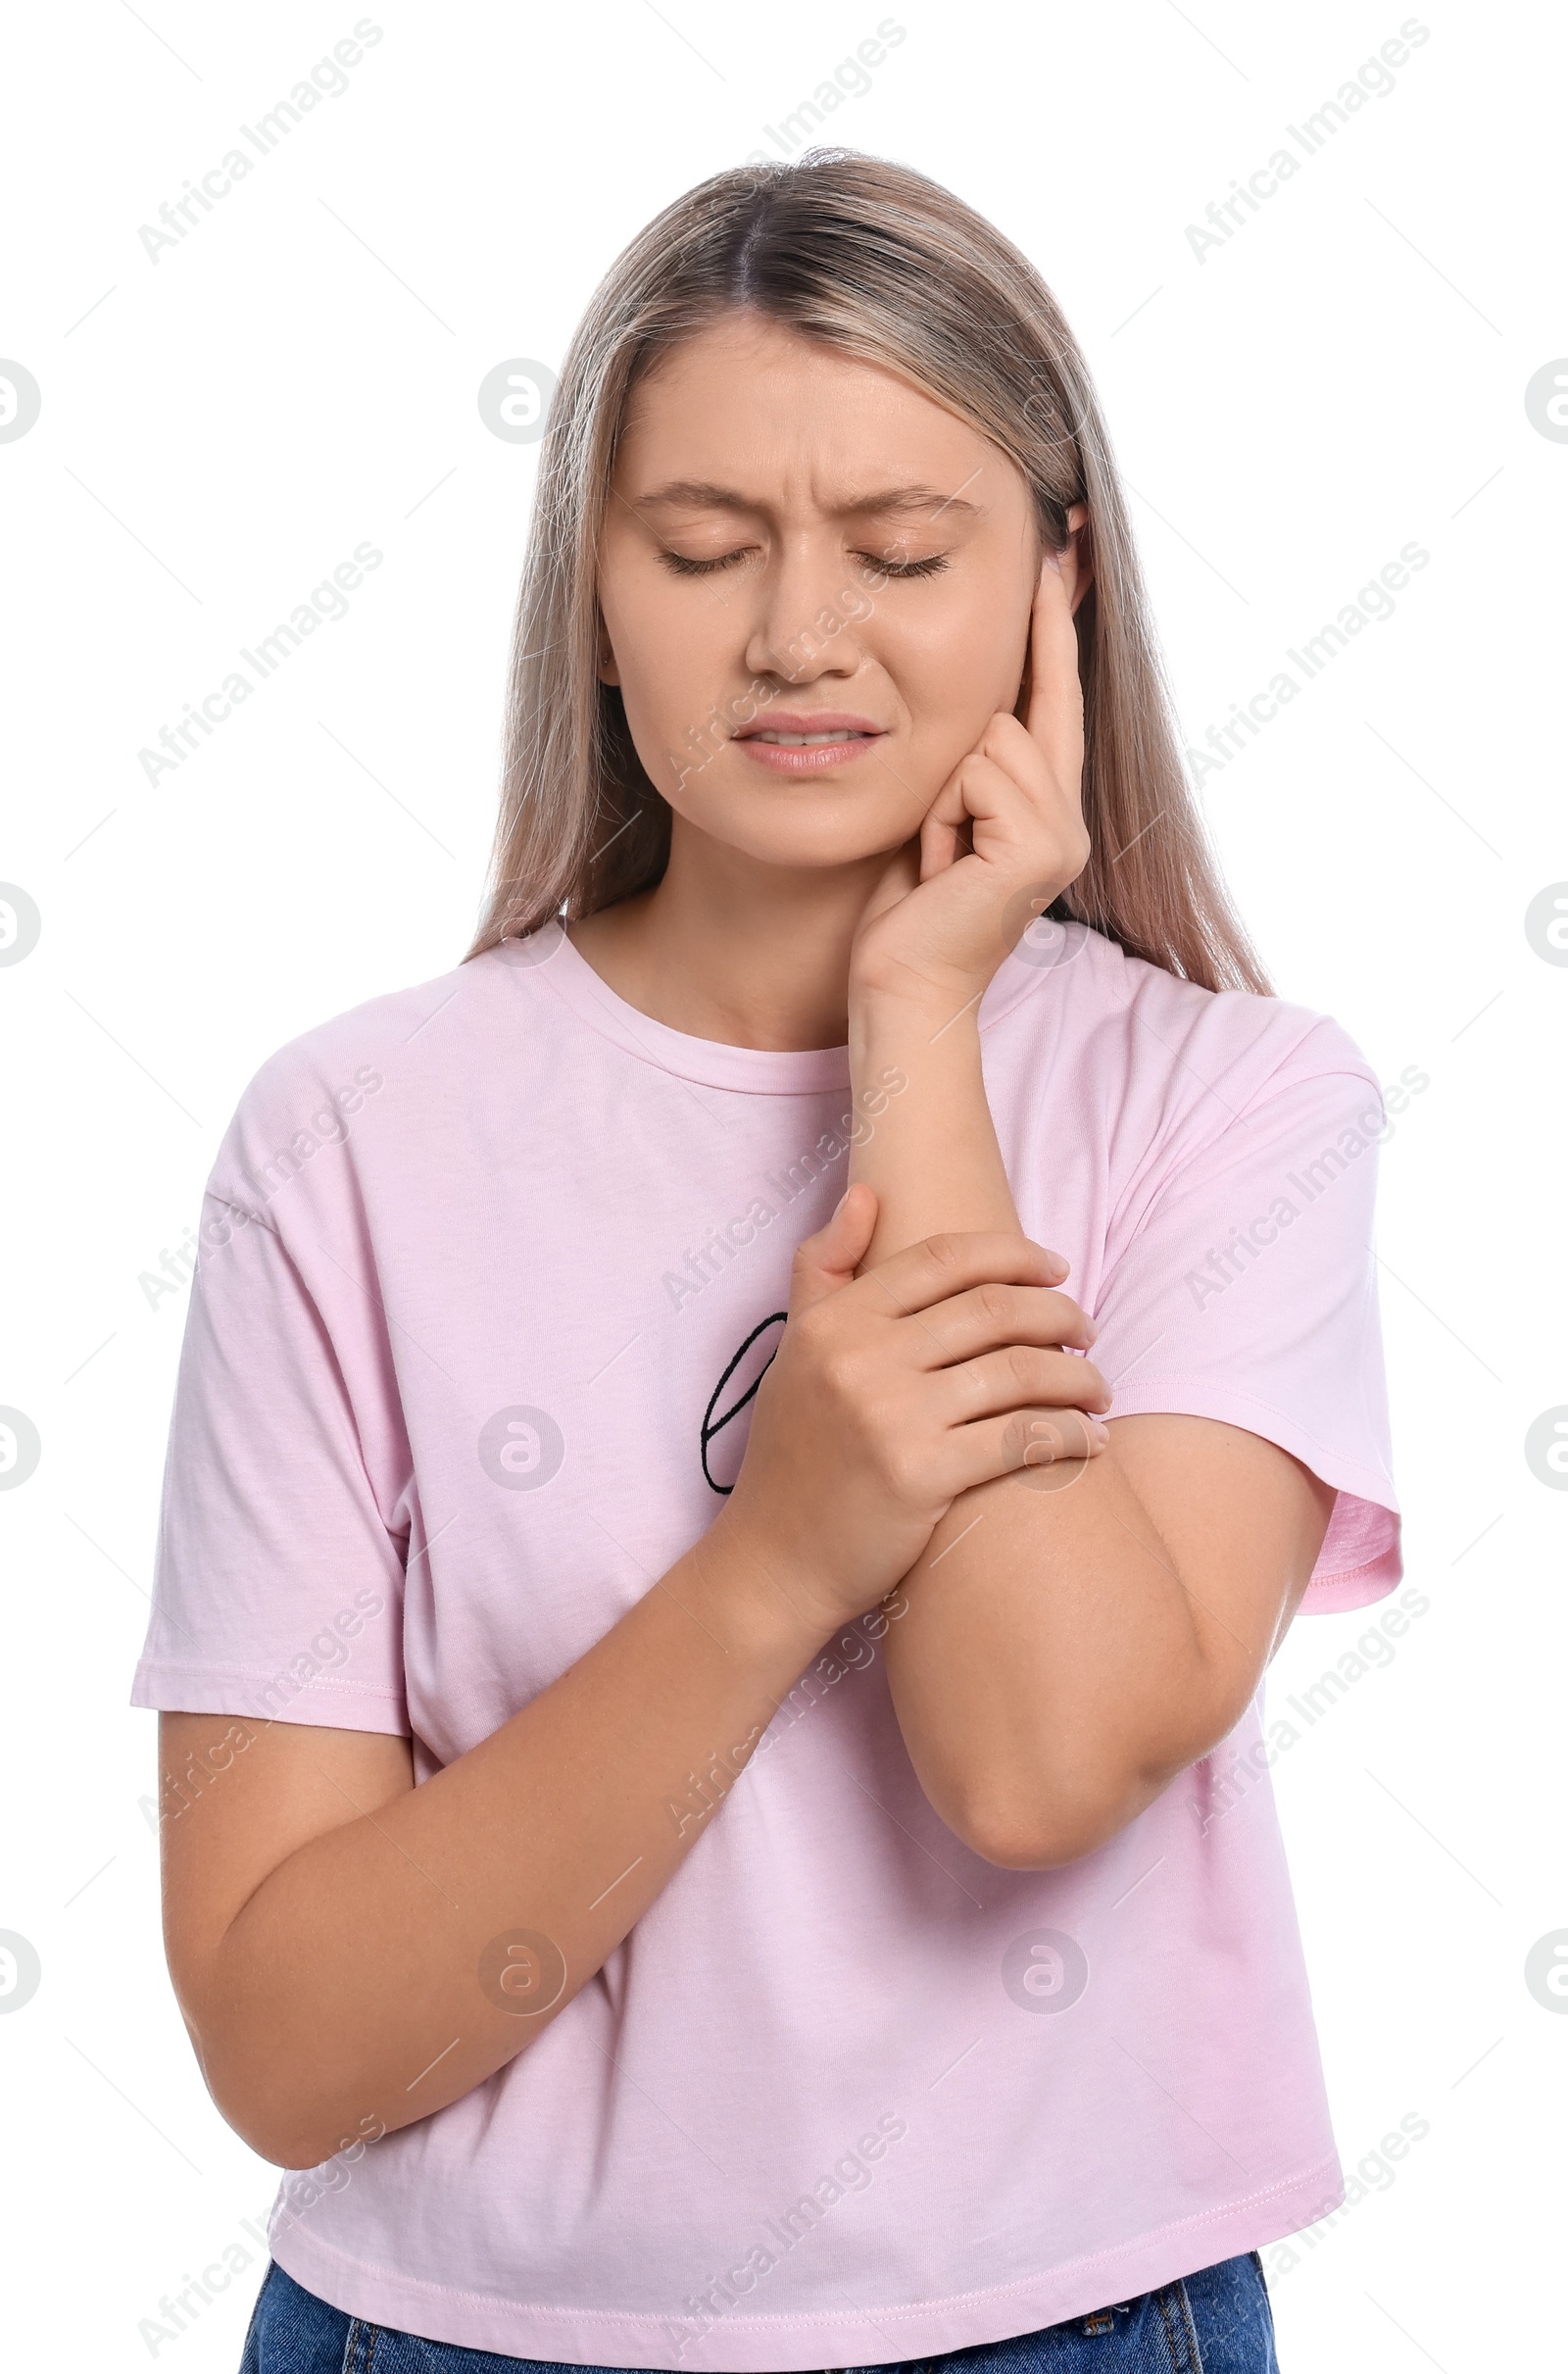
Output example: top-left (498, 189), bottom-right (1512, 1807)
top-left (160, 1549), bottom-right (833, 2170)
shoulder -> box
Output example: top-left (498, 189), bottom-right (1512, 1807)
top-left (985, 922), bottom-right (1382, 1127)
top-left (225, 964), bottom-right (460, 1127)
top-left (206, 946), bottom-right (533, 1221)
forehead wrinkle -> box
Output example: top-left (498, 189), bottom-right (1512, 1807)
top-left (629, 478), bottom-right (987, 522)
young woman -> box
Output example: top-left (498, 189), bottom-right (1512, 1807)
top-left (136, 153), bottom-right (1401, 2373)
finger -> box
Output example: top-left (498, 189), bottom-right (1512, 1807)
top-left (993, 1406), bottom-right (1108, 1466)
top-left (905, 1280), bottom-right (1095, 1364)
top-left (1022, 552), bottom-right (1086, 781)
top-left (929, 744), bottom-right (1045, 833)
top-left (790, 1183), bottom-right (878, 1314)
top-left (974, 711), bottom-right (1056, 806)
top-left (857, 836), bottom-right (921, 929)
top-left (919, 1403), bottom-right (1108, 1505)
top-left (935, 1345), bottom-right (1112, 1422)
top-left (913, 753), bottom-right (1057, 910)
top-left (918, 792), bottom-right (965, 881)
top-left (857, 1230), bottom-right (1067, 1320)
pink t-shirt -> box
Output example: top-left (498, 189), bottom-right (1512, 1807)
top-left (131, 917), bottom-right (1401, 2367)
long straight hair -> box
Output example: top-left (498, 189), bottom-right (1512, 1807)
top-left (467, 150), bottom-right (1269, 995)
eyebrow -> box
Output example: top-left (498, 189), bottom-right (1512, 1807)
top-left (631, 479), bottom-right (985, 522)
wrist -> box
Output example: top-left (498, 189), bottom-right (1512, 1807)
top-left (848, 982), bottom-right (985, 1089)
top-left (684, 1511), bottom-right (841, 1671)
top-left (848, 960), bottom-right (990, 1033)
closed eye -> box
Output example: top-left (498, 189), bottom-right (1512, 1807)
top-left (657, 548), bottom-right (951, 580)
top-left (862, 551), bottom-right (950, 579)
top-left (658, 547), bottom-right (756, 578)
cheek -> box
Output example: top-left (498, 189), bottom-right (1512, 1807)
top-left (602, 578), bottom-right (717, 753)
top-left (881, 585), bottom-right (1030, 740)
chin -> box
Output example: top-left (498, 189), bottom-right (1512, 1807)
top-left (687, 806), bottom-right (914, 874)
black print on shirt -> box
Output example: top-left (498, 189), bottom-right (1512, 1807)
top-left (701, 1311), bottom-right (787, 1495)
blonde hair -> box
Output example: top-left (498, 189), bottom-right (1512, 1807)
top-left (468, 150), bottom-right (1268, 995)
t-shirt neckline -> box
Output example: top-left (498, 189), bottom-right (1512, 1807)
top-left (514, 922), bottom-right (850, 1095)
top-left (504, 916), bottom-right (1056, 1096)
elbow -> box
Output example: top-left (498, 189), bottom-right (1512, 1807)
top-left (235, 2108), bottom-right (343, 2174)
top-left (942, 1763), bottom-right (1165, 1872)
top-left (204, 2059), bottom-right (335, 2173)
top-left (926, 1700), bottom-right (1239, 1870)
top-left (222, 2086), bottom-right (382, 2176)
top-left (951, 1804), bottom-right (1117, 1873)
top-left (182, 2017), bottom-right (361, 2173)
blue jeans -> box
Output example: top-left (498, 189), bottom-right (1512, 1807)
top-left (239, 2254), bottom-right (1279, 2372)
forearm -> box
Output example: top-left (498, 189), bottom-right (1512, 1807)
top-left (192, 1532), bottom-right (825, 2167)
top-left (848, 990), bottom-right (1016, 1261)
top-left (880, 1445), bottom-right (1234, 1866)
top-left (847, 985), bottom-right (1266, 1865)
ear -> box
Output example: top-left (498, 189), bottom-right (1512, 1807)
top-left (596, 605), bottom-right (620, 688)
top-left (1057, 503), bottom-right (1094, 618)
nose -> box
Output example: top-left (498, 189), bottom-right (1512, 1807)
top-left (743, 532), bottom-right (869, 686)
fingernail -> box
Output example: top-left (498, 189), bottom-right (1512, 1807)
top-left (1089, 1418), bottom-right (1110, 1447)
top-left (1043, 549), bottom-right (1061, 574)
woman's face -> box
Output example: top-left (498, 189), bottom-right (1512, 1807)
top-left (596, 313), bottom-right (1052, 872)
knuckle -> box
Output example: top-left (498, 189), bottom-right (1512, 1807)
top-left (818, 1343), bottom-right (862, 1400)
top-left (797, 1302), bottom-right (840, 1352)
top-left (978, 1283), bottom-right (1013, 1328)
top-left (879, 1441), bottom-right (926, 1507)
top-left (789, 1308), bottom-right (826, 1365)
top-left (923, 1231), bottom-right (964, 1271)
top-left (999, 1410), bottom-right (1035, 1464)
top-left (1005, 1410), bottom-right (1067, 1466)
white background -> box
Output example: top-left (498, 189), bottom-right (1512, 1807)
top-left (2, 1), bottom-right (1564, 2366)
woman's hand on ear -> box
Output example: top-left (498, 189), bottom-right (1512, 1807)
top-left (850, 538), bottom-right (1089, 1013)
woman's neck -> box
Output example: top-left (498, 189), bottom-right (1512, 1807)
top-left (567, 825), bottom-right (894, 1052)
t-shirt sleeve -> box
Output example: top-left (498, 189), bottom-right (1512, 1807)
top-left (1089, 1025), bottom-right (1401, 1613)
top-left (129, 1113), bottom-right (412, 1731)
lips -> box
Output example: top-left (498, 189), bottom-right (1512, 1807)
top-left (733, 712), bottom-right (887, 774)
top-left (751, 729), bottom-right (867, 746)
top-left (735, 712), bottom-right (885, 740)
